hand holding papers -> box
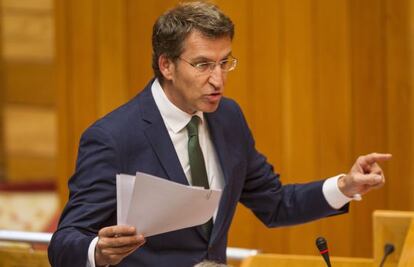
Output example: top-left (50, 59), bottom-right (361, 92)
top-left (116, 172), bottom-right (222, 237)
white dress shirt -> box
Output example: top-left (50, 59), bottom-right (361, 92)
top-left (87, 79), bottom-right (354, 267)
top-left (151, 79), bottom-right (225, 192)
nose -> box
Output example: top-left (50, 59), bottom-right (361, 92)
top-left (208, 65), bottom-right (224, 90)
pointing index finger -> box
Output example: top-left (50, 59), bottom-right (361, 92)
top-left (363, 153), bottom-right (392, 165)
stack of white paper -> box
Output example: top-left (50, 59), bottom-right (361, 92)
top-left (116, 172), bottom-right (222, 237)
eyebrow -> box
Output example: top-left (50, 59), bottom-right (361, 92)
top-left (191, 52), bottom-right (232, 62)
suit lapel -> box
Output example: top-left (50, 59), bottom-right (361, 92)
top-left (139, 84), bottom-right (189, 186)
top-left (205, 113), bottom-right (231, 186)
top-left (205, 112), bottom-right (233, 244)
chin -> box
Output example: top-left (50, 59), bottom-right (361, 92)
top-left (200, 104), bottom-right (219, 113)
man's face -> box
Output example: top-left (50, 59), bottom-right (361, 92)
top-left (161, 30), bottom-right (232, 114)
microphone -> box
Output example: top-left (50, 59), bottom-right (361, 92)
top-left (379, 243), bottom-right (395, 267)
top-left (316, 236), bottom-right (332, 267)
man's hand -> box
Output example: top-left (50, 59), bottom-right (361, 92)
top-left (338, 152), bottom-right (392, 198)
top-left (95, 225), bottom-right (145, 266)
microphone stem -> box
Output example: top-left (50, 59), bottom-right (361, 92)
top-left (321, 253), bottom-right (331, 267)
top-left (379, 255), bottom-right (388, 267)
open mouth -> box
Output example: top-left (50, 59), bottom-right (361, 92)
top-left (206, 92), bottom-right (222, 102)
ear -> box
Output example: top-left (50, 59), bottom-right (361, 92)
top-left (158, 54), bottom-right (175, 81)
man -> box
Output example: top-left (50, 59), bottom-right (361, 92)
top-left (48, 2), bottom-right (391, 267)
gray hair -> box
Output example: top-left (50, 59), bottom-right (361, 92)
top-left (194, 260), bottom-right (230, 267)
top-left (152, 1), bottom-right (234, 82)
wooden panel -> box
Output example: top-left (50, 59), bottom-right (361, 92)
top-left (125, 0), bottom-right (158, 95)
top-left (399, 220), bottom-right (414, 267)
top-left (250, 0), bottom-right (286, 254)
top-left (4, 105), bottom-right (56, 157)
top-left (2, 0), bottom-right (52, 11)
top-left (240, 254), bottom-right (373, 267)
top-left (280, 0), bottom-right (320, 255)
top-left (67, 0), bottom-right (99, 136)
top-left (0, 2), bottom-right (6, 181)
top-left (6, 154), bottom-right (56, 181)
top-left (0, 247), bottom-right (49, 267)
top-left (373, 210), bottom-right (414, 267)
top-left (217, 0), bottom-right (250, 112)
top-left (314, 0), bottom-right (353, 256)
top-left (3, 61), bottom-right (55, 106)
top-left (3, 104), bottom-right (56, 181)
top-left (55, 0), bottom-right (134, 203)
top-left (349, 0), bottom-right (388, 257)
top-left (1, 0), bottom-right (56, 184)
top-left (56, 0), bottom-right (101, 203)
top-left (1, 1), bottom-right (53, 61)
top-left (55, 0), bottom-right (71, 202)
top-left (228, 0), bottom-right (354, 256)
top-left (97, 0), bottom-right (128, 114)
top-left (385, 0), bottom-right (414, 211)
top-left (218, 0), bottom-right (262, 252)
top-left (226, 0), bottom-right (412, 258)
top-left (126, 0), bottom-right (179, 96)
top-left (228, 0), bottom-right (287, 254)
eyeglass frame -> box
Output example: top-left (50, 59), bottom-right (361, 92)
top-left (178, 55), bottom-right (238, 73)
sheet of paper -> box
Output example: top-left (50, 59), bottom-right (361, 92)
top-left (116, 174), bottom-right (136, 225)
top-left (117, 172), bottom-right (222, 237)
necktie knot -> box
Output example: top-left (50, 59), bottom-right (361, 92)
top-left (186, 116), bottom-right (200, 137)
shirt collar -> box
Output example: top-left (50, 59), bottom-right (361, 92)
top-left (151, 79), bottom-right (204, 133)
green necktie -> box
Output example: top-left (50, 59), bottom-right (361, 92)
top-left (187, 115), bottom-right (213, 238)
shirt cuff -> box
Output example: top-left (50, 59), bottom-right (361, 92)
top-left (322, 174), bottom-right (358, 209)
top-left (87, 236), bottom-right (99, 267)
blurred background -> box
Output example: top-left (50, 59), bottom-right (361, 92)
top-left (0, 0), bottom-right (57, 235)
top-left (0, 0), bottom-right (413, 261)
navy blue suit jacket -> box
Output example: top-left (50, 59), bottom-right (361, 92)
top-left (48, 80), bottom-right (347, 266)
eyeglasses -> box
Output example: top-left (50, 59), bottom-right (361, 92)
top-left (179, 55), bottom-right (238, 73)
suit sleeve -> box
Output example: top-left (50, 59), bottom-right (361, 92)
top-left (233, 103), bottom-right (348, 227)
top-left (48, 125), bottom-right (120, 267)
